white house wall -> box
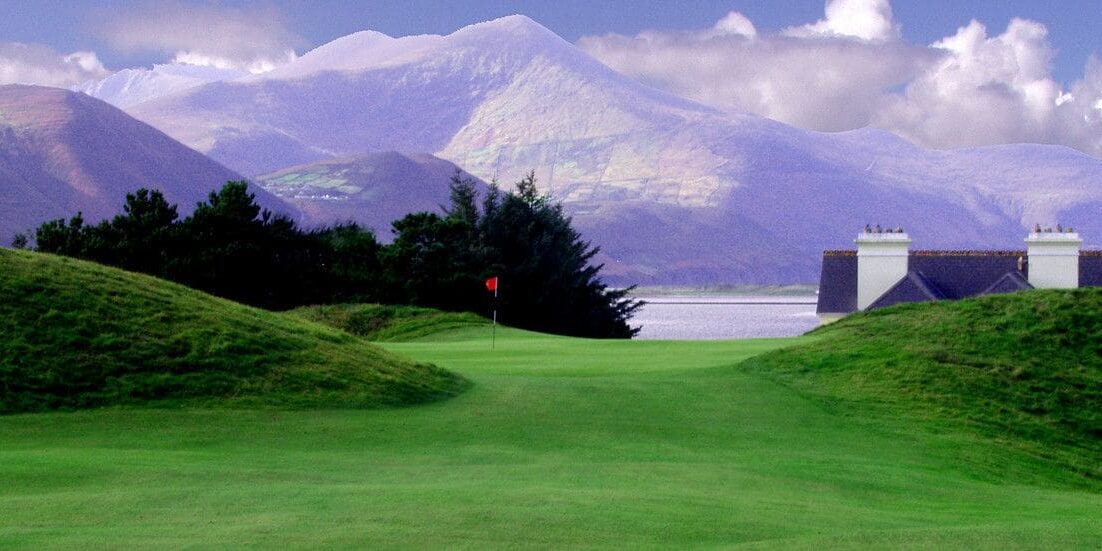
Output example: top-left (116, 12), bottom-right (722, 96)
top-left (856, 233), bottom-right (911, 310)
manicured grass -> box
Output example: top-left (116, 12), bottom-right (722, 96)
top-left (745, 288), bottom-right (1102, 483)
top-left (290, 303), bottom-right (487, 342)
top-left (0, 249), bottom-right (466, 412)
top-left (1, 322), bottom-right (1099, 547)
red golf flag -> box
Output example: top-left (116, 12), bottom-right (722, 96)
top-left (485, 276), bottom-right (498, 292)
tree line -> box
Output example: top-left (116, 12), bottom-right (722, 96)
top-left (16, 175), bottom-right (641, 338)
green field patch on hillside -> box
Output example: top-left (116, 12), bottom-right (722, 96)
top-left (745, 288), bottom-right (1102, 483)
top-left (0, 250), bottom-right (468, 413)
top-left (266, 171), bottom-right (352, 192)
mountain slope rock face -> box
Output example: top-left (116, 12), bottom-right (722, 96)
top-left (124, 16), bottom-right (1102, 284)
top-left (0, 85), bottom-right (292, 242)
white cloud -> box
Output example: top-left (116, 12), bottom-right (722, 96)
top-left (97, 2), bottom-right (302, 73)
top-left (579, 6), bottom-right (930, 132)
top-left (712, 12), bottom-right (757, 39)
top-left (579, 1), bottom-right (1102, 158)
top-left (1054, 56), bottom-right (1102, 155)
top-left (874, 18), bottom-right (1064, 149)
top-left (784, 0), bottom-right (899, 42)
top-left (0, 43), bottom-right (110, 87)
top-left (171, 50), bottom-right (297, 75)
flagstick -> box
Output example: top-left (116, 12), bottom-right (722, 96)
top-left (491, 284), bottom-right (498, 351)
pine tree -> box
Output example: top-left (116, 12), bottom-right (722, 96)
top-left (386, 172), bottom-right (642, 337)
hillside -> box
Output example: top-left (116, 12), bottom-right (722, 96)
top-left (255, 152), bottom-right (486, 235)
top-left (746, 288), bottom-right (1102, 480)
top-left (0, 249), bottom-right (467, 413)
top-left (0, 85), bottom-right (292, 243)
top-left (118, 16), bottom-right (1102, 284)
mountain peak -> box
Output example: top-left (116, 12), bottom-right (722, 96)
top-left (469, 14), bottom-right (558, 37)
top-left (0, 84), bottom-right (107, 131)
top-left (449, 14), bottom-right (574, 53)
top-left (311, 29), bottom-right (396, 51)
top-left (263, 28), bottom-right (436, 79)
top-left (1, 83), bottom-right (70, 112)
top-left (253, 15), bottom-right (580, 83)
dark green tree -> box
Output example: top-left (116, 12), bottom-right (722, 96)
top-left (444, 171), bottom-right (480, 227)
top-left (313, 222), bottom-right (384, 304)
top-left (34, 213), bottom-right (87, 257)
top-left (110, 189), bottom-right (179, 273)
top-left (10, 233), bottom-right (28, 250)
top-left (28, 175), bottom-right (641, 337)
top-left (382, 172), bottom-right (497, 311)
top-left (31, 181), bottom-right (383, 311)
top-left (383, 212), bottom-right (480, 309)
top-left (480, 173), bottom-right (641, 338)
top-left (386, 172), bottom-right (641, 338)
top-left (171, 181), bottom-right (300, 308)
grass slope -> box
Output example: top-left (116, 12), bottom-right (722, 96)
top-left (291, 303), bottom-right (487, 342)
top-left (0, 250), bottom-right (467, 413)
top-left (0, 320), bottom-right (1099, 547)
top-left (746, 288), bottom-right (1102, 482)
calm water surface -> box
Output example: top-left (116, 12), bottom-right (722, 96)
top-left (632, 296), bottom-right (819, 340)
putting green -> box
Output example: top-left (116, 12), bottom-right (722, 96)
top-left (1, 326), bottom-right (1099, 548)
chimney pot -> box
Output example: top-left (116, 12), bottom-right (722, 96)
top-left (856, 230), bottom-right (911, 310)
top-left (1026, 229), bottom-right (1082, 289)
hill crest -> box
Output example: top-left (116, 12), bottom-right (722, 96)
top-left (0, 248), bottom-right (467, 413)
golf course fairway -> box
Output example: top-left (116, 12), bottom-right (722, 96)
top-left (1, 325), bottom-right (1099, 548)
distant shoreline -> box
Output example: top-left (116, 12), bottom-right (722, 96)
top-left (639, 298), bottom-right (817, 305)
top-left (628, 284), bottom-right (819, 298)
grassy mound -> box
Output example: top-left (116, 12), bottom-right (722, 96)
top-left (2, 312), bottom-right (1100, 546)
top-left (0, 250), bottom-right (468, 413)
top-left (746, 288), bottom-right (1102, 480)
top-left (291, 303), bottom-right (488, 342)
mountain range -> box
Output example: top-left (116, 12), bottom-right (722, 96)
top-left (0, 85), bottom-right (291, 244)
top-left (63, 15), bottom-right (1102, 283)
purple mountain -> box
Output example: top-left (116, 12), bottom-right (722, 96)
top-left (0, 85), bottom-right (292, 243)
top-left (117, 16), bottom-right (1102, 284)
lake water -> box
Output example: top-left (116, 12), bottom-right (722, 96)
top-left (631, 296), bottom-right (820, 340)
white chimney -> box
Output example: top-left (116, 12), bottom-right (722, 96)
top-left (856, 230), bottom-right (911, 310)
top-left (1026, 229), bottom-right (1081, 289)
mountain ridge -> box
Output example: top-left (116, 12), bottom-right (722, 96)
top-left (108, 16), bottom-right (1102, 283)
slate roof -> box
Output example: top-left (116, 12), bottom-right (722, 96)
top-left (816, 251), bottom-right (856, 314)
top-left (1082, 252), bottom-right (1102, 287)
top-left (980, 271), bottom-right (1033, 295)
top-left (817, 249), bottom-right (1102, 315)
top-left (907, 252), bottom-right (1024, 299)
top-left (867, 271), bottom-right (946, 310)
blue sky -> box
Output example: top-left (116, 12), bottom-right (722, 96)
top-left (1, 0), bottom-right (1100, 85)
